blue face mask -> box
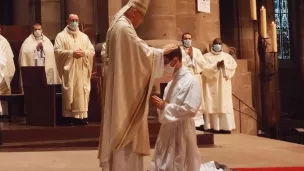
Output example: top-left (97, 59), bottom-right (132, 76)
top-left (69, 21), bottom-right (79, 30)
top-left (213, 44), bottom-right (222, 52)
top-left (183, 40), bottom-right (192, 48)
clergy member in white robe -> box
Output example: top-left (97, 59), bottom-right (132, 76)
top-left (180, 32), bottom-right (204, 128)
top-left (0, 28), bottom-right (15, 116)
top-left (19, 23), bottom-right (61, 87)
top-left (54, 14), bottom-right (95, 126)
top-left (97, 0), bottom-right (178, 170)
top-left (198, 38), bottom-right (237, 133)
top-left (151, 47), bottom-right (229, 171)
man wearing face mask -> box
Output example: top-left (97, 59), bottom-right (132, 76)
top-left (0, 26), bottom-right (15, 118)
top-left (198, 38), bottom-right (237, 133)
top-left (151, 47), bottom-right (233, 171)
top-left (19, 23), bottom-right (61, 90)
top-left (97, 0), bottom-right (178, 170)
top-left (180, 32), bottom-right (205, 129)
top-left (151, 46), bottom-right (202, 171)
top-left (54, 14), bottom-right (95, 126)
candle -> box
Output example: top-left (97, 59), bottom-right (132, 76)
top-left (260, 6), bottom-right (267, 38)
top-left (271, 21), bottom-right (278, 52)
top-left (250, 0), bottom-right (257, 20)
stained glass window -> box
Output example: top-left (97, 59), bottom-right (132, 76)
top-left (274, 0), bottom-right (291, 59)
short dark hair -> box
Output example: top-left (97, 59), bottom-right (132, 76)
top-left (181, 33), bottom-right (191, 40)
top-left (165, 47), bottom-right (182, 62)
top-left (212, 38), bottom-right (222, 45)
top-left (32, 23), bottom-right (42, 29)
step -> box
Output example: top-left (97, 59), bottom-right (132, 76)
top-left (0, 120), bottom-right (214, 149)
top-left (0, 133), bottom-right (213, 150)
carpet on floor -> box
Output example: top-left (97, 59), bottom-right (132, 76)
top-left (234, 167), bottom-right (304, 171)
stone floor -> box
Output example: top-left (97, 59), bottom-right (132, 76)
top-left (0, 134), bottom-right (303, 171)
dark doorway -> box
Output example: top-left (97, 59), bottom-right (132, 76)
top-left (219, 0), bottom-right (240, 55)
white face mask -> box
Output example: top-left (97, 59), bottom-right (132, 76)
top-left (183, 39), bottom-right (192, 48)
top-left (164, 61), bottom-right (175, 74)
top-left (69, 21), bottom-right (79, 30)
top-left (33, 30), bottom-right (42, 38)
top-left (213, 44), bottom-right (222, 52)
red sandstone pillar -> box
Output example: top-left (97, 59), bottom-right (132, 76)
top-left (137, 0), bottom-right (178, 40)
top-left (65, 0), bottom-right (93, 25)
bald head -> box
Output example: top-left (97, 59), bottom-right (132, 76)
top-left (69, 14), bottom-right (79, 21)
top-left (67, 14), bottom-right (79, 31)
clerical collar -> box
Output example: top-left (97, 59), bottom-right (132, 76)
top-left (66, 26), bottom-right (79, 36)
top-left (34, 34), bottom-right (43, 41)
top-left (211, 48), bottom-right (222, 55)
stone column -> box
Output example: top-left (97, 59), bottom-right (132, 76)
top-left (195, 0), bottom-right (221, 52)
top-left (108, 0), bottom-right (124, 22)
top-left (40, 0), bottom-right (62, 40)
top-left (65, 0), bottom-right (93, 25)
top-left (175, 0), bottom-right (196, 40)
top-left (13, 0), bottom-right (33, 25)
top-left (137, 0), bottom-right (177, 40)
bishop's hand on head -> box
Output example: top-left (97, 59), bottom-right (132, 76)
top-left (162, 44), bottom-right (178, 55)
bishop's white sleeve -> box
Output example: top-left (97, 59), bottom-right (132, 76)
top-left (152, 48), bottom-right (164, 78)
top-left (123, 24), bottom-right (165, 78)
top-left (223, 55), bottom-right (237, 79)
top-left (158, 80), bottom-right (202, 124)
top-left (196, 55), bottom-right (219, 79)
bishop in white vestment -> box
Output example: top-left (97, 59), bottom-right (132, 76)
top-left (97, 1), bottom-right (178, 170)
top-left (198, 38), bottom-right (237, 132)
top-left (180, 32), bottom-right (204, 128)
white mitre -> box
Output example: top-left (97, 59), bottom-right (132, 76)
top-left (109, 0), bottom-right (151, 29)
top-left (128, 0), bottom-right (150, 15)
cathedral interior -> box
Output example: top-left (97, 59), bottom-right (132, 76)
top-left (1, 0), bottom-right (304, 144)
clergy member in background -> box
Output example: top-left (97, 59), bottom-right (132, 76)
top-left (151, 47), bottom-right (234, 171)
top-left (19, 23), bottom-right (61, 88)
top-left (97, 0), bottom-right (177, 170)
top-left (0, 26), bottom-right (15, 117)
top-left (54, 14), bottom-right (95, 126)
top-left (198, 38), bottom-right (237, 133)
top-left (180, 32), bottom-right (205, 129)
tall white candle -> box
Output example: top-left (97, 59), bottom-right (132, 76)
top-left (260, 6), bottom-right (268, 38)
top-left (271, 21), bottom-right (278, 52)
top-left (250, 0), bottom-right (257, 20)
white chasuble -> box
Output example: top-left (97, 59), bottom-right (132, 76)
top-left (54, 27), bottom-right (95, 119)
